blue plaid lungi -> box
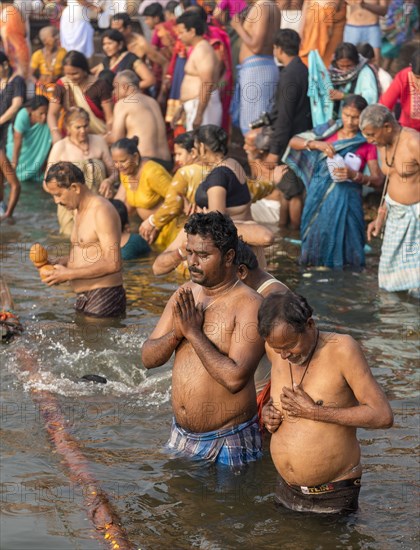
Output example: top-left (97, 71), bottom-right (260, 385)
top-left (232, 55), bottom-right (279, 136)
top-left (379, 195), bottom-right (420, 292)
top-left (166, 414), bottom-right (262, 467)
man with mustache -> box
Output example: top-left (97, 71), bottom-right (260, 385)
top-left (259, 291), bottom-right (393, 513)
top-left (43, 162), bottom-right (125, 318)
top-left (142, 212), bottom-right (265, 467)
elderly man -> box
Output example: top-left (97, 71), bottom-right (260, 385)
top-left (108, 70), bottom-right (172, 171)
top-left (260, 291), bottom-right (393, 513)
top-left (142, 212), bottom-right (265, 467)
top-left (43, 162), bottom-right (125, 318)
top-left (360, 104), bottom-right (420, 296)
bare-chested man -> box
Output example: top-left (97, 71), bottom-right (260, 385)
top-left (360, 104), bottom-right (420, 295)
top-left (344, 0), bottom-right (388, 64)
top-left (43, 162), bottom-right (126, 318)
top-left (108, 70), bottom-right (172, 171)
top-left (173, 12), bottom-right (222, 131)
top-left (259, 291), bottom-right (393, 513)
top-left (230, 0), bottom-right (280, 135)
top-left (142, 212), bottom-right (265, 467)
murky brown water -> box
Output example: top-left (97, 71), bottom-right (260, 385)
top-left (1, 181), bottom-right (418, 549)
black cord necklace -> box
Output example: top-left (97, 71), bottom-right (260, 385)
top-left (385, 127), bottom-right (402, 168)
top-left (289, 328), bottom-right (320, 390)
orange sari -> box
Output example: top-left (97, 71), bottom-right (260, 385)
top-left (0, 4), bottom-right (30, 78)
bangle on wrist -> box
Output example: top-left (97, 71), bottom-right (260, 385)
top-left (51, 126), bottom-right (59, 131)
top-left (148, 215), bottom-right (156, 228)
top-left (303, 139), bottom-right (312, 151)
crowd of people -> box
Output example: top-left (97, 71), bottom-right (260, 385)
top-left (0, 0), bottom-right (418, 514)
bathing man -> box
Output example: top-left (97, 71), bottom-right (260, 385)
top-left (361, 104), bottom-right (420, 295)
top-left (142, 212), bottom-right (265, 466)
top-left (43, 162), bottom-right (126, 317)
top-left (259, 291), bottom-right (393, 513)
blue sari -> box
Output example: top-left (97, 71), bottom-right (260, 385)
top-left (285, 126), bottom-right (367, 269)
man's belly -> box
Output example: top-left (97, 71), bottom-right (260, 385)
top-left (388, 179), bottom-right (420, 206)
top-left (180, 74), bottom-right (201, 102)
top-left (346, 10), bottom-right (378, 25)
top-left (270, 420), bottom-right (361, 486)
top-left (172, 349), bottom-right (257, 433)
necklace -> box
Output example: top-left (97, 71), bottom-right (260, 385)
top-left (196, 279), bottom-right (240, 312)
top-left (289, 328), bottom-right (320, 390)
top-left (43, 47), bottom-right (57, 76)
top-left (69, 137), bottom-right (90, 157)
top-left (385, 127), bottom-right (402, 168)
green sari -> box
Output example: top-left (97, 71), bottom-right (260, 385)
top-left (6, 107), bottom-right (51, 183)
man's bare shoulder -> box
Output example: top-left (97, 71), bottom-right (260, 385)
top-left (404, 128), bottom-right (420, 156)
top-left (234, 283), bottom-right (263, 309)
top-left (322, 332), bottom-right (362, 359)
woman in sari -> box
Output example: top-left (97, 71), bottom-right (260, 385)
top-left (6, 96), bottom-right (51, 183)
top-left (139, 131), bottom-right (205, 244)
top-left (0, 52), bottom-right (26, 149)
top-left (0, 0), bottom-right (30, 79)
top-left (91, 29), bottom-right (155, 93)
top-left (47, 51), bottom-right (113, 144)
top-left (286, 95), bottom-right (384, 269)
top-left (47, 107), bottom-right (118, 236)
top-left (112, 136), bottom-right (177, 250)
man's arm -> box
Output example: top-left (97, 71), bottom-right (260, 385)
top-left (106, 103), bottom-right (127, 145)
top-left (194, 46), bottom-right (219, 127)
top-left (141, 290), bottom-right (185, 368)
top-left (281, 336), bottom-right (394, 429)
top-left (174, 287), bottom-right (265, 393)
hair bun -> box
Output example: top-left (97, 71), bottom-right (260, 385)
top-left (130, 136), bottom-right (140, 146)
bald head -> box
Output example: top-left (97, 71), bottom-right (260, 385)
top-left (39, 25), bottom-right (58, 44)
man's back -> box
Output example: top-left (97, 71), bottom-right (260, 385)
top-left (240, 0), bottom-right (280, 60)
top-left (116, 92), bottom-right (170, 160)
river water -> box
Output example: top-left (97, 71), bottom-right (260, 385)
top-left (1, 181), bottom-right (418, 549)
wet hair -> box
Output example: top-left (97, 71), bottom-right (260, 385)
top-left (102, 29), bottom-right (127, 52)
top-left (64, 106), bottom-right (90, 128)
top-left (194, 125), bottom-right (228, 155)
top-left (112, 12), bottom-right (132, 27)
top-left (176, 11), bottom-right (207, 36)
top-left (357, 43), bottom-right (374, 62)
top-left (26, 95), bottom-right (49, 110)
top-left (186, 4), bottom-right (208, 20)
top-left (109, 198), bottom-right (128, 230)
top-left (184, 212), bottom-right (238, 260)
top-left (334, 42), bottom-right (359, 66)
top-left (165, 1), bottom-right (179, 14)
top-left (116, 69), bottom-right (140, 87)
top-left (143, 3), bottom-right (164, 20)
top-left (258, 291), bottom-right (313, 337)
top-left (236, 240), bottom-right (258, 270)
top-left (359, 104), bottom-right (397, 130)
top-left (411, 50), bottom-right (420, 75)
top-left (111, 136), bottom-right (141, 157)
top-left (45, 161), bottom-right (85, 188)
top-left (342, 94), bottom-right (368, 113)
top-left (174, 131), bottom-right (195, 152)
top-left (62, 50), bottom-right (90, 74)
top-left (273, 28), bottom-right (300, 56)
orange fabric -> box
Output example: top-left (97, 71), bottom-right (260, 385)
top-left (0, 5), bottom-right (30, 78)
top-left (299, 0), bottom-right (346, 67)
top-left (256, 380), bottom-right (271, 430)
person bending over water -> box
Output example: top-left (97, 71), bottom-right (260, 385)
top-left (142, 212), bottom-right (265, 467)
top-left (259, 291), bottom-right (393, 513)
top-left (43, 162), bottom-right (126, 318)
